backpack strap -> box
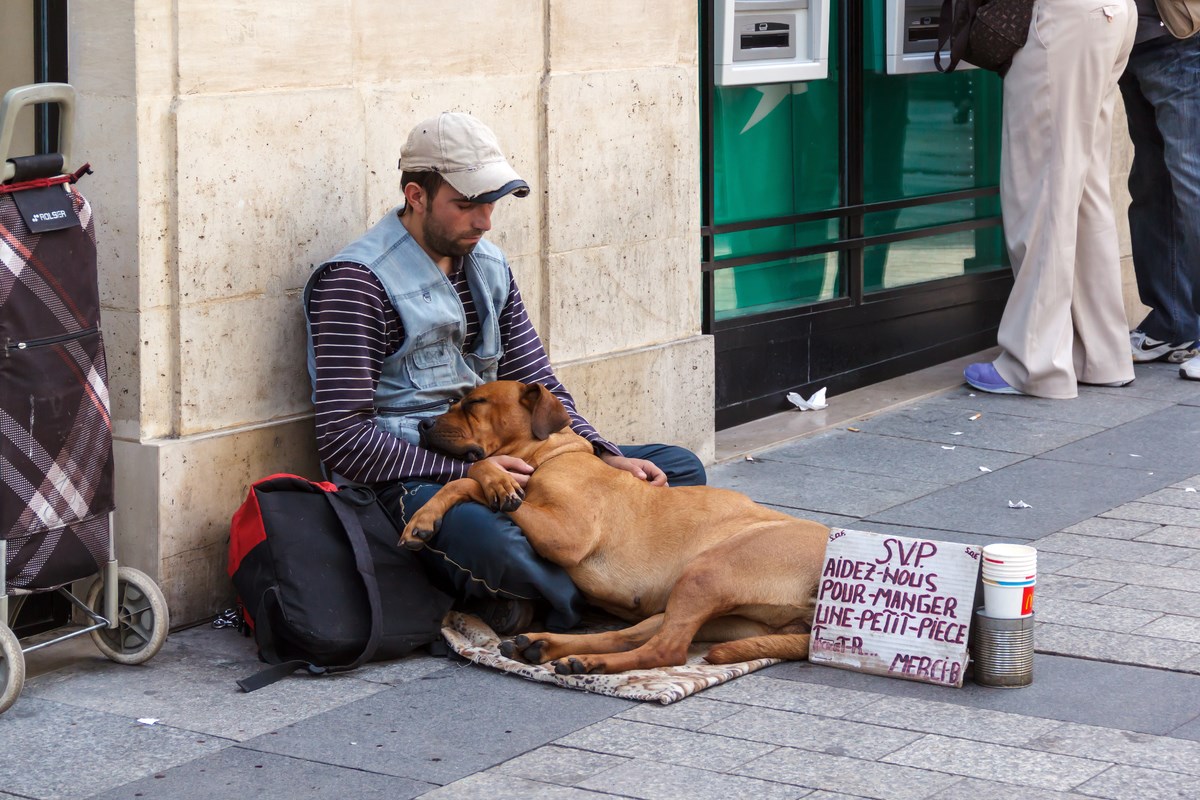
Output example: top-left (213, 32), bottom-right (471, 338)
top-left (236, 486), bottom-right (386, 692)
top-left (935, 0), bottom-right (977, 73)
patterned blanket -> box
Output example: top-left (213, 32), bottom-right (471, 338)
top-left (441, 611), bottom-right (781, 705)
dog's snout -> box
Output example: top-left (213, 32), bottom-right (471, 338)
top-left (418, 417), bottom-right (437, 433)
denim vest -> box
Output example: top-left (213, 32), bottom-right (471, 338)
top-left (303, 207), bottom-right (509, 445)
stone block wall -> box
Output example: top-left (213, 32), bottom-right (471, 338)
top-left (67, 0), bottom-right (712, 626)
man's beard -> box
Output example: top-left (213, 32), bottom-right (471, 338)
top-left (423, 216), bottom-right (482, 258)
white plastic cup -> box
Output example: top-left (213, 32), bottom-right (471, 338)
top-left (983, 543), bottom-right (1037, 566)
top-left (982, 577), bottom-right (1035, 618)
top-left (982, 565), bottom-right (1037, 581)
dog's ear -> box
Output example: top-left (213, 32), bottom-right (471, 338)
top-left (522, 383), bottom-right (571, 440)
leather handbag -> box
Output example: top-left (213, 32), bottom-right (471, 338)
top-left (1155, 0), bottom-right (1200, 37)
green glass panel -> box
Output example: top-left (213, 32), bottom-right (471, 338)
top-left (714, 253), bottom-right (841, 322)
top-left (858, 0), bottom-right (1005, 294)
top-left (862, 226), bottom-right (1008, 293)
top-left (709, 3), bottom-right (842, 318)
top-left (863, 196), bottom-right (1002, 238)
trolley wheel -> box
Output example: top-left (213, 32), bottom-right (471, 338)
top-left (0, 624), bottom-right (24, 714)
top-left (85, 567), bottom-right (169, 665)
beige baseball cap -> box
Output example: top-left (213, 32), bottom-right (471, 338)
top-left (398, 112), bottom-right (530, 203)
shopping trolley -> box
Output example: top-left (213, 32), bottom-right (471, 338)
top-left (0, 83), bottom-right (168, 714)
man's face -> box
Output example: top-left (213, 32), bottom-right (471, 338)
top-left (420, 184), bottom-right (495, 258)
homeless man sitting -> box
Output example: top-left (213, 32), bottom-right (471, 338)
top-left (302, 111), bottom-right (706, 635)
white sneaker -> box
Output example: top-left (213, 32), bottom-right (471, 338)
top-left (1181, 353), bottom-right (1200, 381)
top-left (1131, 330), bottom-right (1198, 363)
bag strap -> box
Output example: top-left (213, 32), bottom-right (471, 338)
top-left (237, 486), bottom-right (386, 692)
top-left (237, 588), bottom-right (323, 692)
top-left (935, 0), bottom-right (959, 73)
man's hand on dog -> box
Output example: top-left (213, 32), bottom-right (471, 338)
top-left (467, 455), bottom-right (532, 511)
top-left (600, 453), bottom-right (669, 487)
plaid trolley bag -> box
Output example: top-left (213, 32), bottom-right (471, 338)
top-left (0, 83), bottom-right (168, 715)
top-left (0, 154), bottom-right (112, 593)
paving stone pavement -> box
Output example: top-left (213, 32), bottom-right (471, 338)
top-left (3, 359), bottom-right (1199, 799)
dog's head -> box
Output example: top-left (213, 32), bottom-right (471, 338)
top-left (418, 380), bottom-right (571, 462)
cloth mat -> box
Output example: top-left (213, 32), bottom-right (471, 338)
top-left (440, 611), bottom-right (781, 705)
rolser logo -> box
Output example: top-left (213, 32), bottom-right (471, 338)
top-left (31, 210), bottom-right (67, 222)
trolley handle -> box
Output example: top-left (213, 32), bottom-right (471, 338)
top-left (0, 83), bottom-right (75, 183)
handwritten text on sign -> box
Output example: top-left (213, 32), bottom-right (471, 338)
top-left (808, 529), bottom-right (981, 688)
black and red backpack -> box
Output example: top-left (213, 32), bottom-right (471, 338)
top-left (227, 474), bottom-right (453, 691)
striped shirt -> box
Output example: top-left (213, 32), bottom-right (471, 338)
top-left (307, 260), bottom-right (619, 485)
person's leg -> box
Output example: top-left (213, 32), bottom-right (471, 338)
top-left (1126, 36), bottom-right (1200, 347)
top-left (994, 0), bottom-right (1134, 398)
top-left (378, 481), bottom-right (585, 632)
top-left (1072, 1), bottom-right (1136, 386)
top-left (1120, 41), bottom-right (1178, 344)
top-left (619, 443), bottom-right (707, 487)
top-left (992, 1), bottom-right (1078, 398)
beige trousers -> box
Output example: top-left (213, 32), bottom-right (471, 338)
top-left (994, 0), bottom-right (1137, 398)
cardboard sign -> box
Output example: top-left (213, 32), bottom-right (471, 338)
top-left (809, 528), bottom-right (981, 687)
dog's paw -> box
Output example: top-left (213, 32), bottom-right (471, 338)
top-left (496, 487), bottom-right (524, 513)
top-left (399, 511), bottom-right (441, 550)
top-left (551, 656), bottom-right (599, 675)
top-left (480, 479), bottom-right (523, 513)
top-left (500, 634), bottom-right (550, 664)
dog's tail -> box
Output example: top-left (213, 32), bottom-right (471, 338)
top-left (705, 634), bottom-right (810, 664)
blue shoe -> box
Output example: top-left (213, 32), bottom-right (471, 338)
top-left (964, 363), bottom-right (1023, 395)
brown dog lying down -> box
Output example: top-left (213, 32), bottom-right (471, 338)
top-left (400, 380), bottom-right (829, 675)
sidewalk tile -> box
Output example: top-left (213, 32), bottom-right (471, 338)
top-left (554, 719), bottom-right (776, 772)
top-left (843, 696), bottom-right (1064, 746)
top-left (576, 759), bottom-right (807, 800)
top-left (616, 696), bottom-right (743, 731)
top-left (701, 673), bottom-right (878, 717)
top-left (700, 707), bottom-right (923, 759)
top-left (926, 776), bottom-right (1099, 800)
top-left (492, 745), bottom-right (628, 785)
top-left (419, 772), bottom-right (615, 799)
top-left (1051, 557), bottom-right (1200, 593)
top-left (1103, 502), bottom-right (1200, 528)
top-left (1040, 405), bottom-right (1200, 473)
top-left (869, 461), bottom-right (1178, 539)
top-left (766, 429), bottom-right (1027, 485)
top-left (1075, 764), bottom-right (1200, 800)
top-left (931, 388), bottom-right (1171, 427)
top-left (770, 655), bottom-right (1200, 736)
top-left (1171, 552), bottom-right (1200, 570)
top-left (1034, 623), bottom-right (1200, 671)
top-left (734, 746), bottom-right (960, 799)
top-left (1034, 573), bottom-right (1122, 603)
top-left (24, 640), bottom-right (395, 742)
top-left (1096, 585), bottom-right (1200, 616)
top-left (238, 666), bottom-right (630, 786)
top-left (708, 457), bottom-right (944, 519)
top-left (1135, 525), bottom-right (1200, 548)
top-left (0, 697), bottom-right (228, 800)
top-left (1138, 616), bottom-right (1200, 644)
top-left (1032, 532), bottom-right (1192, 567)
top-left (881, 736), bottom-right (1109, 791)
top-left (851, 402), bottom-right (1103, 455)
top-left (1062, 517), bottom-right (1160, 540)
top-left (1033, 598), bottom-right (1162, 633)
top-left (1027, 721), bottom-right (1200, 776)
top-left (1136, 487), bottom-right (1200, 510)
top-left (89, 746), bottom-right (433, 800)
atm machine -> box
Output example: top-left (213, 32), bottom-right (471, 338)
top-left (713, 0), bottom-right (832, 85)
top-left (885, 0), bottom-right (975, 74)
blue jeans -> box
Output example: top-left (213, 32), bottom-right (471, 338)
top-left (1119, 33), bottom-right (1200, 344)
top-left (378, 443), bottom-right (706, 632)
